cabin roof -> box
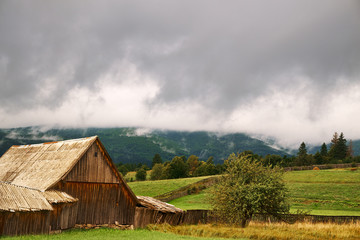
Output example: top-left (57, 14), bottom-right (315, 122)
top-left (137, 196), bottom-right (183, 213)
top-left (0, 136), bottom-right (97, 191)
top-left (42, 189), bottom-right (78, 204)
top-left (0, 136), bottom-right (138, 205)
top-left (0, 182), bottom-right (78, 212)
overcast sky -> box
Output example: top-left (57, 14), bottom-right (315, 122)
top-left (1, 0), bottom-right (360, 148)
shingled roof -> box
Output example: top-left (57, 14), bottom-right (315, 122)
top-left (0, 136), bottom-right (97, 191)
top-left (137, 196), bottom-right (183, 213)
top-left (0, 182), bottom-right (78, 212)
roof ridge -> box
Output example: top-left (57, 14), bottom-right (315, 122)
top-left (11, 135), bottom-right (98, 148)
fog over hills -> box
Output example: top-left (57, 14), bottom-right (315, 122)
top-left (0, 127), bottom-right (292, 165)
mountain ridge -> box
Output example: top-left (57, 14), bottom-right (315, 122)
top-left (0, 127), bottom-right (293, 165)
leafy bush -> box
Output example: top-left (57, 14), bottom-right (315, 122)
top-left (210, 153), bottom-right (290, 227)
top-left (150, 163), bottom-right (164, 180)
top-left (136, 167), bottom-right (147, 181)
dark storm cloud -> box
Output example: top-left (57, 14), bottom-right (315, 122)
top-left (1, 1), bottom-right (359, 105)
top-left (0, 0), bottom-right (360, 142)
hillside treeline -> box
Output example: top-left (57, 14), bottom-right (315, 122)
top-left (118, 154), bottom-right (224, 181)
top-left (118, 132), bottom-right (360, 181)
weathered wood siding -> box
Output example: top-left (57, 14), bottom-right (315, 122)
top-left (64, 142), bottom-right (119, 183)
top-left (134, 207), bottom-right (183, 228)
top-left (0, 211), bottom-right (50, 236)
top-left (50, 202), bottom-right (78, 231)
top-left (52, 141), bottom-right (137, 225)
top-left (55, 182), bottom-right (136, 225)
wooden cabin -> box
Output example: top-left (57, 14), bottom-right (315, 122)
top-left (0, 136), bottom-right (138, 236)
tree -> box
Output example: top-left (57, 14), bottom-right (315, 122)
top-left (329, 132), bottom-right (347, 160)
top-left (152, 153), bottom-right (162, 167)
top-left (150, 163), bottom-right (164, 180)
top-left (331, 132), bottom-right (339, 146)
top-left (209, 153), bottom-right (289, 227)
top-left (298, 142), bottom-right (307, 157)
top-left (186, 155), bottom-right (199, 176)
top-left (193, 161), bottom-right (207, 176)
top-left (263, 154), bottom-right (283, 167)
top-left (314, 151), bottom-right (322, 165)
top-left (168, 156), bottom-right (189, 179)
top-left (328, 132), bottom-right (338, 160)
top-left (135, 167), bottom-right (147, 181)
top-left (206, 156), bottom-right (214, 164)
top-left (295, 142), bottom-right (312, 166)
top-left (320, 143), bottom-right (328, 156)
top-left (117, 165), bottom-right (129, 177)
top-left (336, 132), bottom-right (347, 160)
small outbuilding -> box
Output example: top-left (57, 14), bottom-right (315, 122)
top-left (135, 196), bottom-right (184, 228)
top-left (0, 136), bottom-right (139, 236)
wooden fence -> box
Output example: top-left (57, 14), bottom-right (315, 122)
top-left (284, 163), bottom-right (360, 171)
top-left (134, 209), bottom-right (360, 228)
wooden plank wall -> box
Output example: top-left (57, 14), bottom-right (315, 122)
top-left (0, 211), bottom-right (50, 236)
top-left (50, 202), bottom-right (79, 231)
top-left (55, 182), bottom-right (136, 225)
top-left (134, 207), bottom-right (183, 228)
top-left (64, 143), bottom-right (119, 184)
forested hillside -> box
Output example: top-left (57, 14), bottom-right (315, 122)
top-left (0, 127), bottom-right (289, 165)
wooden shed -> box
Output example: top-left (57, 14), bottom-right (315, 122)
top-left (135, 196), bottom-right (184, 228)
top-left (0, 136), bottom-right (138, 236)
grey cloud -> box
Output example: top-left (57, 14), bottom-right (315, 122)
top-left (0, 0), bottom-right (359, 123)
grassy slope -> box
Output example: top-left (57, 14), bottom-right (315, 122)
top-left (169, 190), bottom-right (212, 210)
top-left (2, 228), bottom-right (230, 240)
top-left (128, 176), bottom-right (211, 197)
top-left (130, 169), bottom-right (360, 216)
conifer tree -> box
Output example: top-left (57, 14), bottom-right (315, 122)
top-left (320, 143), bottom-right (328, 156)
top-left (329, 132), bottom-right (338, 160)
top-left (336, 132), bottom-right (347, 160)
top-left (331, 132), bottom-right (339, 146)
top-left (329, 132), bottom-right (347, 161)
top-left (152, 153), bottom-right (162, 167)
top-left (296, 142), bottom-right (310, 166)
top-left (298, 142), bottom-right (307, 157)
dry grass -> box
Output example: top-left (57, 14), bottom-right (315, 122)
top-left (148, 221), bottom-right (360, 240)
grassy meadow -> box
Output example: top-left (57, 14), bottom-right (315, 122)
top-left (129, 168), bottom-right (360, 216)
top-left (1, 228), bottom-right (229, 240)
top-left (149, 222), bottom-right (360, 240)
top-left (5, 223), bottom-right (360, 240)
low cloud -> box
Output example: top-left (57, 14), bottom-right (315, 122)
top-left (0, 0), bottom-right (359, 148)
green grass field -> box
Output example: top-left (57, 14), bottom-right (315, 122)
top-left (128, 176), bottom-right (211, 197)
top-left (283, 168), bottom-right (360, 183)
top-left (2, 228), bottom-right (230, 240)
top-left (146, 169), bottom-right (360, 216)
top-left (5, 169), bottom-right (360, 240)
